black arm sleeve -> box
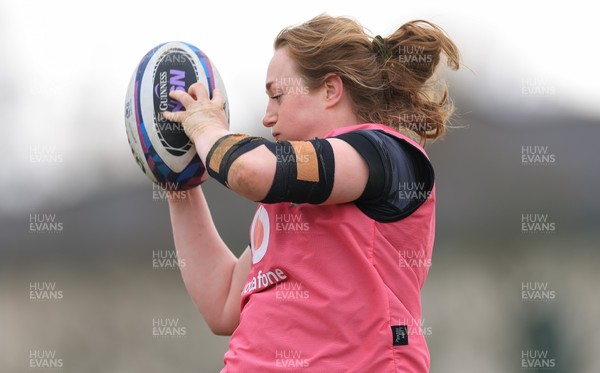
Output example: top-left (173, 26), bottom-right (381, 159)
top-left (335, 130), bottom-right (435, 222)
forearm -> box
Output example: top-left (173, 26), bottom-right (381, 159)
top-left (167, 186), bottom-right (239, 333)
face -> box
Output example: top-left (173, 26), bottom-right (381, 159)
top-left (263, 47), bottom-right (326, 141)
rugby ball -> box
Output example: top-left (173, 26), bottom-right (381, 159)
top-left (124, 41), bottom-right (229, 190)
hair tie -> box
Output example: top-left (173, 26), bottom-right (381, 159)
top-left (372, 35), bottom-right (392, 60)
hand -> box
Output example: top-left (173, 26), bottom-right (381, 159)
top-left (163, 83), bottom-right (228, 143)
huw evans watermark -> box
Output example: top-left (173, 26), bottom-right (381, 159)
top-left (521, 77), bottom-right (556, 96)
top-left (29, 145), bottom-right (63, 164)
top-left (274, 350), bottom-right (310, 369)
top-left (152, 182), bottom-right (187, 202)
top-left (521, 350), bottom-right (556, 370)
top-left (398, 182), bottom-right (431, 201)
top-left (29, 214), bottom-right (63, 234)
top-left (274, 213), bottom-right (310, 232)
top-left (521, 281), bottom-right (556, 302)
top-left (152, 318), bottom-right (187, 338)
top-left (521, 213), bottom-right (556, 234)
top-left (29, 349), bottom-right (63, 369)
top-left (275, 281), bottom-right (310, 302)
top-left (521, 145), bottom-right (556, 166)
top-left (29, 282), bottom-right (63, 302)
top-left (152, 250), bottom-right (186, 269)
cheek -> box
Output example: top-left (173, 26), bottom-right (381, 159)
top-left (283, 94), bottom-right (316, 120)
top-left (276, 98), bottom-right (297, 124)
top-left (278, 93), bottom-right (321, 139)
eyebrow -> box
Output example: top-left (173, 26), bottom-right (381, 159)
top-left (265, 81), bottom-right (274, 93)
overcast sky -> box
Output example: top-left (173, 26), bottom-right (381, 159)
top-left (0, 0), bottom-right (598, 216)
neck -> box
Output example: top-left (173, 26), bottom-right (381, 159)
top-left (313, 112), bottom-right (361, 138)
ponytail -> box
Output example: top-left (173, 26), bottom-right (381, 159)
top-left (381, 20), bottom-right (460, 143)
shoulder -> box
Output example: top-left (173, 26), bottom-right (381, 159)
top-left (333, 128), bottom-right (435, 222)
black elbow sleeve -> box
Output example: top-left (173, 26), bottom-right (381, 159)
top-left (261, 139), bottom-right (335, 204)
top-left (205, 134), bottom-right (335, 205)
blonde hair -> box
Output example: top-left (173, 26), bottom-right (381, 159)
top-left (274, 14), bottom-right (460, 145)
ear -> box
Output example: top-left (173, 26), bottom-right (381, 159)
top-left (322, 73), bottom-right (344, 109)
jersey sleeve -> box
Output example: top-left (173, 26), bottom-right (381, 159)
top-left (334, 130), bottom-right (435, 222)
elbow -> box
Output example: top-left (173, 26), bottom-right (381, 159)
top-left (204, 308), bottom-right (239, 336)
top-left (228, 157), bottom-right (271, 201)
top-left (209, 325), bottom-right (234, 336)
top-left (207, 318), bottom-right (237, 336)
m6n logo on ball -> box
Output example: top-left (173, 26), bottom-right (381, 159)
top-left (153, 49), bottom-right (197, 156)
top-left (124, 41), bottom-right (229, 190)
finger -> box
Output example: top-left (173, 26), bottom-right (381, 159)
top-left (211, 88), bottom-right (225, 108)
top-left (162, 110), bottom-right (186, 123)
top-left (168, 89), bottom-right (196, 108)
top-left (187, 82), bottom-right (209, 102)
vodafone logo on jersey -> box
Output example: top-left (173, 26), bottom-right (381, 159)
top-left (250, 205), bottom-right (270, 264)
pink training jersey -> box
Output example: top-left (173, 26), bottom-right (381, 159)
top-left (222, 123), bottom-right (435, 372)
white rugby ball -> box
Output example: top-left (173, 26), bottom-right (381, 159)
top-left (124, 41), bottom-right (229, 190)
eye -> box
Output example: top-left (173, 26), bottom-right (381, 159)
top-left (270, 94), bottom-right (283, 102)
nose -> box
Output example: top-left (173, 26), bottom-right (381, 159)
top-left (262, 106), bottom-right (277, 128)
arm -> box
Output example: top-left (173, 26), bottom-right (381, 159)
top-left (163, 83), bottom-right (369, 204)
top-left (223, 138), bottom-right (368, 204)
top-left (167, 186), bottom-right (251, 335)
